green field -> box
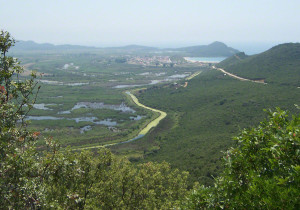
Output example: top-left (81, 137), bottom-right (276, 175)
top-left (13, 51), bottom-right (203, 150)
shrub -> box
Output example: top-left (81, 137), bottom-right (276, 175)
top-left (184, 108), bottom-right (299, 209)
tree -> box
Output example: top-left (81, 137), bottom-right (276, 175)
top-left (184, 108), bottom-right (300, 209)
top-left (0, 30), bottom-right (43, 208)
top-left (0, 30), bottom-right (189, 209)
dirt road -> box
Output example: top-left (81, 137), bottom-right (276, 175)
top-left (212, 66), bottom-right (267, 84)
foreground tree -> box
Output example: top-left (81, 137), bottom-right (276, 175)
top-left (0, 30), bottom-right (43, 208)
top-left (0, 30), bottom-right (189, 209)
top-left (42, 149), bottom-right (188, 209)
top-left (184, 108), bottom-right (299, 209)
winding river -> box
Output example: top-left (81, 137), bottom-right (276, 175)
top-left (77, 91), bottom-right (167, 150)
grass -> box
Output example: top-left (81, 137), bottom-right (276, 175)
top-left (112, 67), bottom-right (299, 185)
top-left (18, 50), bottom-right (201, 149)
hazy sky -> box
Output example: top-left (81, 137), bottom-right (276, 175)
top-left (1, 0), bottom-right (300, 51)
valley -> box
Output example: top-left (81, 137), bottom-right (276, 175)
top-left (2, 1), bottom-right (299, 208)
top-left (11, 47), bottom-right (213, 150)
top-left (10, 42), bottom-right (300, 185)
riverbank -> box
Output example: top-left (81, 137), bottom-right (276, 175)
top-left (73, 90), bottom-right (167, 150)
top-left (126, 91), bottom-right (167, 135)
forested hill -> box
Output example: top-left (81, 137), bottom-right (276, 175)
top-left (174, 41), bottom-right (240, 57)
top-left (217, 43), bottom-right (300, 86)
top-left (117, 68), bottom-right (299, 185)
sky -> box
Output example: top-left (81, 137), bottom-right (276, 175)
top-left (1, 0), bottom-right (300, 53)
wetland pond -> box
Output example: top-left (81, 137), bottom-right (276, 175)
top-left (113, 74), bottom-right (190, 88)
top-left (28, 102), bottom-right (143, 134)
top-left (26, 116), bottom-right (118, 126)
top-left (59, 102), bottom-right (136, 114)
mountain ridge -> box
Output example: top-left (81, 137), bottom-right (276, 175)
top-left (11, 40), bottom-right (239, 57)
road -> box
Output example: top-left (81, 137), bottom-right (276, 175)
top-left (212, 66), bottom-right (267, 84)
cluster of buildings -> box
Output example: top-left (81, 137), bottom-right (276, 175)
top-left (127, 56), bottom-right (172, 66)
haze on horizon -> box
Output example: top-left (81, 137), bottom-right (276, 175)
top-left (1, 0), bottom-right (300, 54)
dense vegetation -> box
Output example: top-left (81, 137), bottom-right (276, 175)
top-left (184, 108), bottom-right (299, 209)
top-left (217, 43), bottom-right (300, 86)
top-left (115, 67), bottom-right (299, 184)
top-left (112, 43), bottom-right (299, 184)
top-left (0, 30), bottom-right (188, 209)
top-left (1, 31), bottom-right (299, 209)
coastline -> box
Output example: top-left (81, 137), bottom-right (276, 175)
top-left (184, 57), bottom-right (225, 63)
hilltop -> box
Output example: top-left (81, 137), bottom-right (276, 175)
top-left (175, 41), bottom-right (240, 57)
top-left (217, 43), bottom-right (300, 86)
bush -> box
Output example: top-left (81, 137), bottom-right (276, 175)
top-left (184, 108), bottom-right (299, 209)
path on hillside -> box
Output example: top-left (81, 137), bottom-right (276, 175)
top-left (212, 66), bottom-right (267, 84)
top-left (74, 91), bottom-right (167, 150)
top-left (183, 70), bottom-right (203, 87)
top-left (186, 71), bottom-right (202, 81)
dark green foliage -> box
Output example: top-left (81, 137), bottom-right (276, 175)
top-left (184, 108), bottom-right (300, 209)
top-left (218, 43), bottom-right (300, 86)
top-left (40, 147), bottom-right (188, 209)
top-left (133, 68), bottom-right (299, 184)
top-left (217, 52), bottom-right (248, 67)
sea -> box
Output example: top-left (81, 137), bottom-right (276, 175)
top-left (184, 57), bottom-right (227, 63)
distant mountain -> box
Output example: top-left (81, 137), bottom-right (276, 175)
top-left (11, 40), bottom-right (239, 57)
top-left (11, 40), bottom-right (95, 51)
top-left (174, 41), bottom-right (240, 57)
top-left (108, 44), bottom-right (157, 51)
top-left (217, 43), bottom-right (300, 86)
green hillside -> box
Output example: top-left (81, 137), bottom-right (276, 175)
top-left (112, 68), bottom-right (299, 185)
top-left (217, 52), bottom-right (248, 66)
top-left (175, 41), bottom-right (240, 57)
top-left (217, 43), bottom-right (300, 86)
top-left (112, 44), bottom-right (300, 184)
